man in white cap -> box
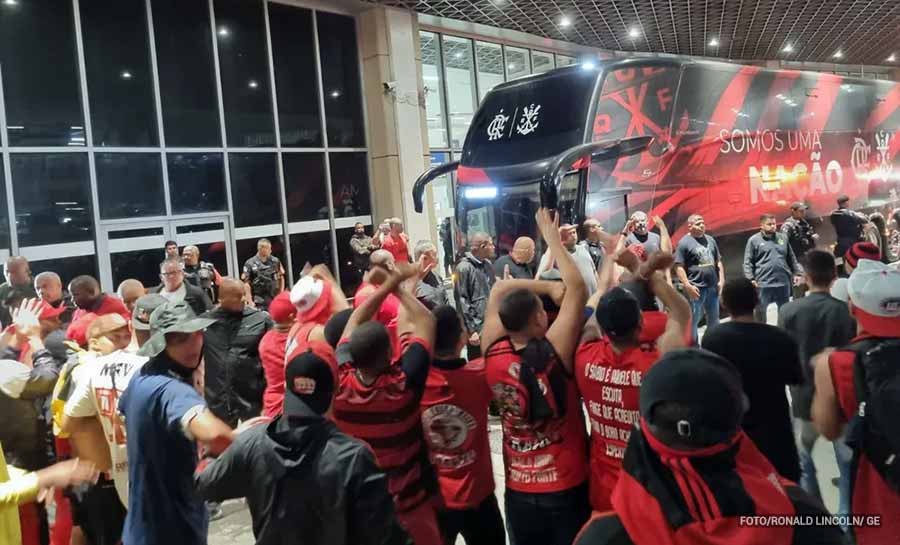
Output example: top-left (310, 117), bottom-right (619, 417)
top-left (812, 259), bottom-right (900, 545)
top-left (284, 265), bottom-right (349, 365)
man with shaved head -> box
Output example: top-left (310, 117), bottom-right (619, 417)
top-left (69, 275), bottom-right (131, 324)
top-left (36, 270), bottom-right (77, 326)
top-left (455, 231), bottom-right (496, 359)
top-left (116, 279), bottom-right (145, 314)
top-left (0, 256), bottom-right (36, 303)
top-left (202, 277), bottom-right (273, 427)
top-left (494, 236), bottom-right (536, 280)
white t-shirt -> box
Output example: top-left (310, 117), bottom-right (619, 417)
top-left (160, 282), bottom-right (187, 303)
top-left (537, 245), bottom-right (599, 295)
top-left (64, 350), bottom-right (148, 505)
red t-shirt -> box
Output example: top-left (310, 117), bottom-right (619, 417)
top-left (332, 337), bottom-right (436, 514)
top-left (420, 357), bottom-right (494, 509)
top-left (354, 283), bottom-right (400, 358)
top-left (829, 335), bottom-right (900, 545)
top-left (260, 328), bottom-right (290, 418)
top-left (484, 338), bottom-right (588, 494)
top-left (70, 293), bottom-right (131, 325)
top-left (575, 335), bottom-right (660, 511)
top-left (381, 233), bottom-right (410, 263)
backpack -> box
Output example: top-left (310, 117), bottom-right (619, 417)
top-left (845, 338), bottom-right (900, 492)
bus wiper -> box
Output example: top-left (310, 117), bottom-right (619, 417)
top-left (412, 160), bottom-right (460, 213)
top-left (539, 136), bottom-right (652, 210)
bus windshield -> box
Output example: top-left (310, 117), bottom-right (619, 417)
top-left (462, 68), bottom-right (597, 168)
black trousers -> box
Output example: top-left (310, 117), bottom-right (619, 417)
top-left (69, 477), bottom-right (126, 545)
top-left (504, 482), bottom-right (590, 545)
top-left (437, 494), bottom-right (505, 545)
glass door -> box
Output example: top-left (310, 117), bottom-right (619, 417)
top-left (98, 216), bottom-right (233, 293)
top-left (169, 218), bottom-right (233, 283)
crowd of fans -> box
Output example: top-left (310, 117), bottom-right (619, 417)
top-left (0, 197), bottom-right (898, 545)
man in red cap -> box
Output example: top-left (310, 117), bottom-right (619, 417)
top-left (813, 259), bottom-right (900, 545)
top-left (260, 291), bottom-right (296, 417)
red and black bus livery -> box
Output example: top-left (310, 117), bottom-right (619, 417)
top-left (413, 57), bottom-right (900, 276)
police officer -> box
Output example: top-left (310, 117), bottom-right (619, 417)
top-left (183, 245), bottom-right (219, 303)
top-left (242, 238), bottom-right (285, 311)
top-left (830, 195), bottom-right (870, 272)
top-left (781, 202), bottom-right (818, 258)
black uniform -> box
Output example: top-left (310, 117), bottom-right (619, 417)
top-left (780, 216), bottom-right (816, 259)
top-left (830, 207), bottom-right (868, 260)
top-left (243, 255), bottom-right (283, 311)
top-left (184, 261), bottom-right (217, 303)
top-left (578, 239), bottom-right (605, 270)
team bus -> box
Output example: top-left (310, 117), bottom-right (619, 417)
top-left (413, 57), bottom-right (900, 277)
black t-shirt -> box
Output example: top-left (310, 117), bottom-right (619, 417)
top-left (701, 322), bottom-right (803, 482)
top-left (493, 254), bottom-right (535, 280)
top-left (778, 292), bottom-right (856, 420)
top-left (624, 231), bottom-right (661, 255)
top-left (674, 234), bottom-right (720, 288)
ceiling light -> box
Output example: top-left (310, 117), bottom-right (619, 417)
top-left (330, 89), bottom-right (342, 98)
top-left (833, 50), bottom-right (843, 59)
top-left (508, 63), bottom-right (515, 70)
top-left (560, 16), bottom-right (572, 28)
top-left (888, 54), bottom-right (897, 63)
top-left (628, 27), bottom-right (640, 39)
top-left (218, 26), bottom-right (229, 37)
top-left (581, 61), bottom-right (596, 70)
top-left (708, 38), bottom-right (719, 47)
top-left (120, 70), bottom-right (132, 80)
top-left (782, 44), bottom-right (794, 53)
top-left (248, 80), bottom-right (259, 89)
top-left (454, 52), bottom-right (462, 59)
top-left (3, 0), bottom-right (18, 5)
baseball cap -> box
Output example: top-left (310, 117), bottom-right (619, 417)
top-left (268, 291), bottom-right (297, 324)
top-left (844, 242), bottom-right (881, 269)
top-left (790, 201), bottom-right (808, 210)
top-left (67, 312), bottom-right (99, 347)
top-left (131, 294), bottom-right (167, 332)
top-left (595, 287), bottom-right (642, 337)
top-left (283, 342), bottom-right (338, 416)
top-left (830, 277), bottom-right (849, 303)
top-left (640, 348), bottom-right (746, 447)
top-left (137, 301), bottom-right (216, 357)
top-left (847, 259), bottom-right (900, 337)
top-left (38, 302), bottom-right (67, 320)
top-left (86, 314), bottom-right (128, 342)
top-left (290, 276), bottom-right (332, 325)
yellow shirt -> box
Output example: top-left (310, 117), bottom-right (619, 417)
top-left (0, 443), bottom-right (39, 545)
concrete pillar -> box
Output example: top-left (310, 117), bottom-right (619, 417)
top-left (358, 6), bottom-right (435, 248)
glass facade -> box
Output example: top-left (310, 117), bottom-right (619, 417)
top-left (0, 0), bottom-right (369, 291)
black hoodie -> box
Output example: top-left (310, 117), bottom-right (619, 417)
top-left (194, 406), bottom-right (410, 545)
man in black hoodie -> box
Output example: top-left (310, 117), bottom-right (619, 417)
top-left (455, 232), bottom-right (496, 359)
top-left (194, 342), bottom-right (409, 545)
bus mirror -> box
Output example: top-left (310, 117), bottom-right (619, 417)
top-left (412, 161), bottom-right (460, 213)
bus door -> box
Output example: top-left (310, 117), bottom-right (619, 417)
top-left (588, 64), bottom-right (681, 223)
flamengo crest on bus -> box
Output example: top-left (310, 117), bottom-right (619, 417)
top-left (487, 104), bottom-right (542, 141)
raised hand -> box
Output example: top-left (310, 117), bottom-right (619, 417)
top-left (535, 208), bottom-right (561, 246)
top-left (13, 298), bottom-right (44, 339)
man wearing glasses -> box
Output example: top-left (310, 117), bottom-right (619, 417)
top-left (150, 258), bottom-right (212, 318)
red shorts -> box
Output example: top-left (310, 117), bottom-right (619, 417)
top-left (396, 498), bottom-right (442, 545)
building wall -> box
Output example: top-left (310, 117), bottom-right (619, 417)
top-left (0, 0), bottom-right (373, 294)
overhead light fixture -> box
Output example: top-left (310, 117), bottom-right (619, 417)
top-left (248, 80), bottom-right (259, 89)
top-left (888, 54), bottom-right (897, 63)
top-left (217, 26), bottom-right (229, 37)
top-left (3, 0), bottom-right (18, 6)
top-left (833, 50), bottom-right (843, 59)
top-left (708, 38), bottom-right (719, 47)
top-left (560, 16), bottom-right (572, 28)
top-left (508, 63), bottom-right (515, 70)
top-left (330, 89), bottom-right (342, 98)
top-left (120, 70), bottom-right (132, 80)
top-left (782, 44), bottom-right (794, 53)
top-left (454, 52), bottom-right (462, 59)
top-left (581, 61), bottom-right (596, 70)
top-left (628, 27), bottom-right (640, 39)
